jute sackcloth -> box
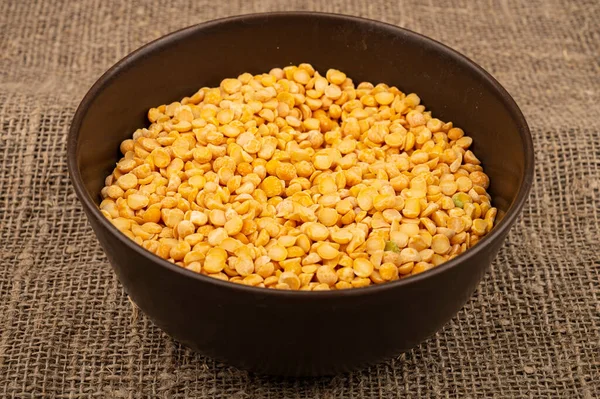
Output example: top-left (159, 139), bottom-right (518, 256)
top-left (0, 0), bottom-right (598, 397)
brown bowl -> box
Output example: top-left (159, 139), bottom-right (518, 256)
top-left (67, 12), bottom-right (534, 376)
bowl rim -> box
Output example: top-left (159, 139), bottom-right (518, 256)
top-left (67, 11), bottom-right (534, 298)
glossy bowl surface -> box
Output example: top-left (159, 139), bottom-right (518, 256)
top-left (68, 12), bottom-right (533, 376)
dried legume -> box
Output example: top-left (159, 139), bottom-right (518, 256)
top-left (100, 64), bottom-right (497, 290)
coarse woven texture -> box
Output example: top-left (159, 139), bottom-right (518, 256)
top-left (1, 0), bottom-right (599, 397)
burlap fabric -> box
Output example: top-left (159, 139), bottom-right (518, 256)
top-left (1, 0), bottom-right (598, 397)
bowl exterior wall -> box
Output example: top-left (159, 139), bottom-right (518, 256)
top-left (88, 210), bottom-right (505, 376)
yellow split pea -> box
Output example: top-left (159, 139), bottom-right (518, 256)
top-left (99, 63), bottom-right (497, 291)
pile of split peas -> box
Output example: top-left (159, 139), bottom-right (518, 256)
top-left (99, 64), bottom-right (496, 291)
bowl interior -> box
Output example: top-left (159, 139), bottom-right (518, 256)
top-left (72, 12), bottom-right (531, 235)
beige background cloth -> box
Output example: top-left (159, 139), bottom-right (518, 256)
top-left (1, 0), bottom-right (599, 397)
